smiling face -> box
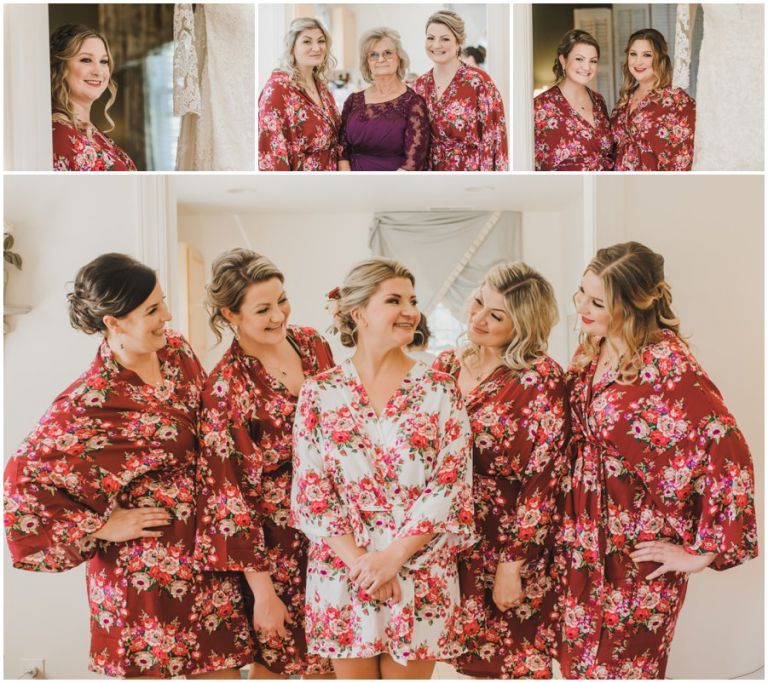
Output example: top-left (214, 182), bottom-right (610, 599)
top-left (367, 37), bottom-right (400, 79)
top-left (293, 28), bottom-right (327, 70)
top-left (560, 42), bottom-right (599, 87)
top-left (106, 281), bottom-right (172, 355)
top-left (354, 277), bottom-right (419, 350)
top-left (627, 38), bottom-right (656, 87)
top-left (574, 269), bottom-right (616, 338)
top-left (466, 283), bottom-right (514, 352)
top-left (223, 277), bottom-right (290, 348)
top-left (64, 36), bottom-right (110, 107)
top-left (425, 22), bottom-right (459, 65)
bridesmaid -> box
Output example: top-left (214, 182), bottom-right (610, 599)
top-left (50, 24), bottom-right (136, 171)
top-left (4, 254), bottom-right (250, 678)
top-left (557, 242), bottom-right (757, 678)
top-left (433, 263), bottom-right (568, 678)
top-left (258, 18), bottom-right (341, 171)
top-left (194, 249), bottom-right (335, 678)
top-left (413, 10), bottom-right (508, 171)
top-left (534, 29), bottom-right (612, 171)
top-left (610, 29), bottom-right (696, 171)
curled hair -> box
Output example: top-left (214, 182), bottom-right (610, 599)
top-left (279, 17), bottom-right (336, 84)
top-left (359, 27), bottom-right (410, 83)
top-left (426, 9), bottom-right (466, 56)
top-left (617, 28), bottom-right (672, 106)
top-left (575, 241), bottom-right (683, 383)
top-left (206, 248), bottom-right (285, 343)
top-left (552, 29), bottom-right (600, 83)
top-left (50, 24), bottom-right (117, 133)
top-left (461, 262), bottom-right (558, 374)
top-left (329, 258), bottom-right (426, 349)
top-left (67, 253), bottom-right (156, 334)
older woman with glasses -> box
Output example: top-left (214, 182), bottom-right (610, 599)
top-left (338, 27), bottom-right (429, 171)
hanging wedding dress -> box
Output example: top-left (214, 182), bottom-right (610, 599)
top-left (174, 4), bottom-right (255, 171)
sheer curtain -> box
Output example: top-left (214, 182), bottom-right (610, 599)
top-left (369, 211), bottom-right (522, 319)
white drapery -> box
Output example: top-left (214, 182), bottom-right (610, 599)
top-left (369, 212), bottom-right (522, 320)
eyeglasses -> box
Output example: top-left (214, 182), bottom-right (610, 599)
top-left (367, 49), bottom-right (396, 61)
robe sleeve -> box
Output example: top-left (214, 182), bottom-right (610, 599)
top-left (4, 402), bottom-right (110, 572)
top-left (661, 92), bottom-right (696, 171)
top-left (499, 367), bottom-right (569, 565)
top-left (478, 78), bottom-right (509, 171)
top-left (258, 77), bottom-right (295, 171)
top-left (52, 122), bottom-right (80, 171)
top-left (195, 373), bottom-right (271, 573)
top-left (291, 379), bottom-right (354, 542)
top-left (400, 94), bottom-right (429, 171)
top-left (396, 378), bottom-right (475, 551)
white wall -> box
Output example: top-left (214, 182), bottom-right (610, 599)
top-left (595, 175), bottom-right (764, 680)
top-left (3, 176), bottom-right (147, 679)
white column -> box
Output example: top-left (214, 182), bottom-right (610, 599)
top-left (512, 4), bottom-right (533, 171)
top-left (4, 4), bottom-right (52, 170)
top-left (487, 4), bottom-right (510, 127)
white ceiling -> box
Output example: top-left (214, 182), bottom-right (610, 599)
top-left (175, 174), bottom-right (585, 215)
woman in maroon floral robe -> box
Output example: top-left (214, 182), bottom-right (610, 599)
top-left (433, 263), bottom-right (568, 679)
top-left (4, 254), bottom-right (251, 678)
top-left (534, 30), bottom-right (612, 171)
top-left (610, 29), bottom-right (696, 171)
top-left (195, 249), bottom-right (335, 678)
top-left (50, 24), bottom-right (136, 171)
top-left (557, 242), bottom-right (757, 678)
top-left (258, 18), bottom-right (341, 171)
top-left (413, 10), bottom-right (508, 171)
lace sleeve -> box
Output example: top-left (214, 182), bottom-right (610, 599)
top-left (339, 93), bottom-right (356, 162)
top-left (173, 4), bottom-right (202, 116)
top-left (400, 94), bottom-right (429, 171)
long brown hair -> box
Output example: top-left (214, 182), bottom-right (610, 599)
top-left (616, 28), bottom-right (672, 106)
top-left (50, 24), bottom-right (118, 133)
top-left (575, 242), bottom-right (683, 383)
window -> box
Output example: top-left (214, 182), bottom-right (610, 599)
top-left (427, 302), bottom-right (465, 355)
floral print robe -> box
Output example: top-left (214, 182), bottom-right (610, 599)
top-left (433, 351), bottom-right (569, 679)
top-left (4, 332), bottom-right (252, 678)
top-left (52, 120), bottom-right (137, 171)
top-left (556, 331), bottom-right (758, 678)
top-left (291, 359), bottom-right (476, 663)
top-left (258, 70), bottom-right (341, 171)
top-left (413, 64), bottom-right (509, 171)
top-left (534, 86), bottom-right (613, 171)
top-left (610, 86), bottom-right (696, 171)
top-left (196, 326), bottom-right (334, 675)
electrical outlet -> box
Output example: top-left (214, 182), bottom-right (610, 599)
top-left (20, 658), bottom-right (45, 678)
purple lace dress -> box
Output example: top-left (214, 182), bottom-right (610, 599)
top-left (339, 89), bottom-right (429, 171)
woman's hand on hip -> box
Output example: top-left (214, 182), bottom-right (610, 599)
top-left (91, 504), bottom-right (172, 542)
top-left (630, 541), bottom-right (717, 580)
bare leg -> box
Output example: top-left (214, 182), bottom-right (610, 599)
top-left (331, 657), bottom-right (380, 679)
top-left (189, 667), bottom-right (243, 679)
top-left (303, 673), bottom-right (336, 680)
top-left (249, 662), bottom-right (289, 679)
top-left (379, 654), bottom-right (435, 680)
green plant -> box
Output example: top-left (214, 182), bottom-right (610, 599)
top-left (4, 232), bottom-right (22, 270)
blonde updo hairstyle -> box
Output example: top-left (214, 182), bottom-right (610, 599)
top-left (425, 9), bottom-right (466, 57)
top-left (67, 253), bottom-right (157, 335)
top-left (50, 23), bottom-right (118, 133)
top-left (280, 17), bottom-right (337, 83)
top-left (206, 248), bottom-right (285, 343)
top-left (329, 258), bottom-right (427, 349)
top-left (617, 28), bottom-right (672, 106)
top-left (575, 241), bottom-right (682, 383)
top-left (359, 28), bottom-right (410, 83)
top-left (461, 262), bottom-right (558, 374)
top-left (552, 29), bottom-right (601, 83)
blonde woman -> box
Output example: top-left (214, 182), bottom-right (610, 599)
top-left (195, 249), bottom-right (335, 678)
top-left (258, 18), bottom-right (341, 171)
top-left (610, 29), bottom-right (695, 171)
top-left (534, 29), bottom-right (613, 171)
top-left (432, 263), bottom-right (568, 678)
top-left (291, 258), bottom-right (475, 678)
top-left (558, 242), bottom-right (757, 677)
top-left (338, 29), bottom-right (429, 171)
top-left (413, 10), bottom-right (508, 171)
top-left (50, 24), bottom-right (136, 171)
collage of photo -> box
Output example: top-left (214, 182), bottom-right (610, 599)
top-left (2, 2), bottom-right (764, 682)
